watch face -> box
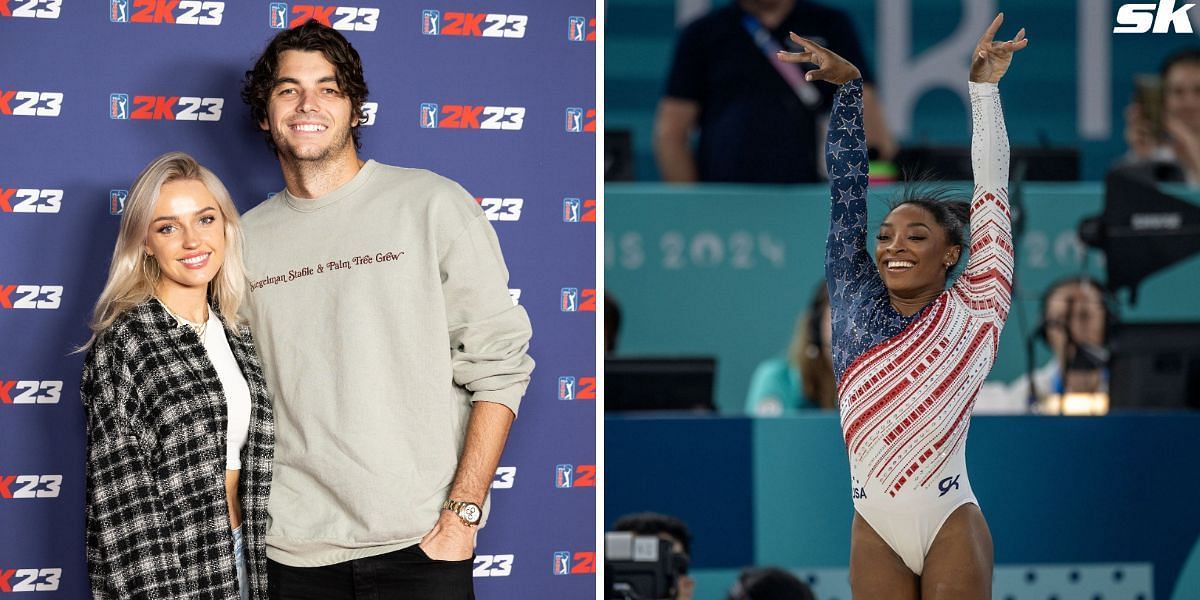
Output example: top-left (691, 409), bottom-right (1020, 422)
top-left (460, 504), bottom-right (482, 523)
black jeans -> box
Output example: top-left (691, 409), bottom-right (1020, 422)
top-left (268, 545), bottom-right (475, 600)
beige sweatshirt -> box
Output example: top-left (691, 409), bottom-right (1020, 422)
top-left (240, 160), bottom-right (533, 566)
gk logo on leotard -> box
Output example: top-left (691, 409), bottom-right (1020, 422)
top-left (938, 474), bottom-right (961, 497)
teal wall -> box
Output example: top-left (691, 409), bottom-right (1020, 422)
top-left (607, 0), bottom-right (1200, 181)
top-left (605, 182), bottom-right (1200, 413)
top-left (606, 414), bottom-right (1200, 599)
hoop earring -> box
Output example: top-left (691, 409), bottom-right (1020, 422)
top-left (142, 254), bottom-right (160, 286)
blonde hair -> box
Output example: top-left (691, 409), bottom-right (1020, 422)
top-left (81, 151), bottom-right (247, 350)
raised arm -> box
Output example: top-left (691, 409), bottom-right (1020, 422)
top-left (959, 14), bottom-right (1027, 321)
top-left (779, 35), bottom-right (875, 290)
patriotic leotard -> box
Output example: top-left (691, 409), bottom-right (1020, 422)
top-left (825, 79), bottom-right (1012, 575)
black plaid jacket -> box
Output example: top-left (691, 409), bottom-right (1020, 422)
top-left (81, 300), bottom-right (274, 599)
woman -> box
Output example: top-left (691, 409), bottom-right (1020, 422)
top-left (780, 14), bottom-right (1027, 599)
top-left (745, 282), bottom-right (835, 415)
top-left (80, 152), bottom-right (273, 599)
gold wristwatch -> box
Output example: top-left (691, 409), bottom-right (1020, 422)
top-left (442, 499), bottom-right (482, 526)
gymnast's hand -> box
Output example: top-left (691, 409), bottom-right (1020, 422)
top-left (970, 13), bottom-right (1028, 84)
top-left (777, 33), bottom-right (860, 85)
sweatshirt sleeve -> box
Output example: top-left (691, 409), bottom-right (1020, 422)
top-left (440, 213), bottom-right (535, 417)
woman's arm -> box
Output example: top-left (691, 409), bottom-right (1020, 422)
top-left (960, 14), bottom-right (1027, 320)
top-left (82, 342), bottom-right (185, 598)
top-left (778, 36), bottom-right (875, 292)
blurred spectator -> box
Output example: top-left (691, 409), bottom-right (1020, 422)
top-left (654, 0), bottom-right (895, 184)
top-left (1120, 48), bottom-right (1200, 186)
top-left (976, 277), bottom-right (1113, 413)
top-left (727, 567), bottom-right (816, 600)
top-left (746, 283), bottom-right (835, 415)
top-left (613, 512), bottom-right (695, 600)
top-left (606, 292), bottom-right (623, 354)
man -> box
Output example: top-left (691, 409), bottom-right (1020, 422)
top-left (613, 512), bottom-right (695, 600)
top-left (654, 0), bottom-right (896, 183)
top-left (1123, 48), bottom-right (1200, 185)
top-left (238, 20), bottom-right (533, 599)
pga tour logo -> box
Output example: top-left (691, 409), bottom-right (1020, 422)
top-left (270, 2), bottom-right (287, 28)
top-left (558, 376), bottom-right (577, 400)
top-left (565, 107), bottom-right (584, 133)
top-left (110, 190), bottom-right (128, 215)
top-left (563, 198), bottom-right (581, 222)
top-left (110, 94), bottom-right (129, 120)
top-left (553, 551), bottom-right (571, 575)
top-left (422, 9), bottom-right (439, 35)
top-left (1114, 0), bottom-right (1196, 32)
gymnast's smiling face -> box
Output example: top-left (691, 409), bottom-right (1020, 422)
top-left (875, 203), bottom-right (961, 299)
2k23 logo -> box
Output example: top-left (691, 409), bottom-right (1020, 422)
top-left (560, 288), bottom-right (596, 312)
top-left (270, 3), bottom-right (379, 31)
top-left (557, 376), bottom-right (596, 401)
top-left (419, 103), bottom-right (524, 130)
top-left (0, 568), bottom-right (63, 593)
top-left (567, 16), bottom-right (596, 42)
top-left (0, 188), bottom-right (62, 214)
top-left (421, 10), bottom-right (527, 38)
top-left (1, 380), bottom-right (63, 404)
top-left (552, 551), bottom-right (596, 575)
top-left (555, 464), bottom-right (596, 488)
top-left (0, 285), bottom-right (62, 310)
top-left (562, 198), bottom-right (596, 222)
top-left (1114, 0), bottom-right (1195, 32)
top-left (491, 466), bottom-right (516, 489)
top-left (476, 197), bottom-right (523, 222)
top-left (0, 474), bottom-right (62, 499)
top-left (0, 89), bottom-right (63, 117)
top-left (109, 94), bottom-right (223, 121)
top-left (565, 108), bottom-right (596, 133)
top-left (110, 0), bottom-right (225, 25)
top-left (0, 0), bottom-right (62, 19)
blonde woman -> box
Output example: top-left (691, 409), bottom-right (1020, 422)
top-left (80, 152), bottom-right (273, 599)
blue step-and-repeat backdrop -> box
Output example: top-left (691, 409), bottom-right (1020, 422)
top-left (0, 2), bottom-right (596, 598)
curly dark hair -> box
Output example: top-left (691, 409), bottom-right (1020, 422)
top-left (241, 19), bottom-right (369, 155)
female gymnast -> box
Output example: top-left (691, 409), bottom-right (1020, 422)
top-left (779, 13), bottom-right (1027, 599)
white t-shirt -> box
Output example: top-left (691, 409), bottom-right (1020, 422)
top-left (202, 311), bottom-right (251, 470)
